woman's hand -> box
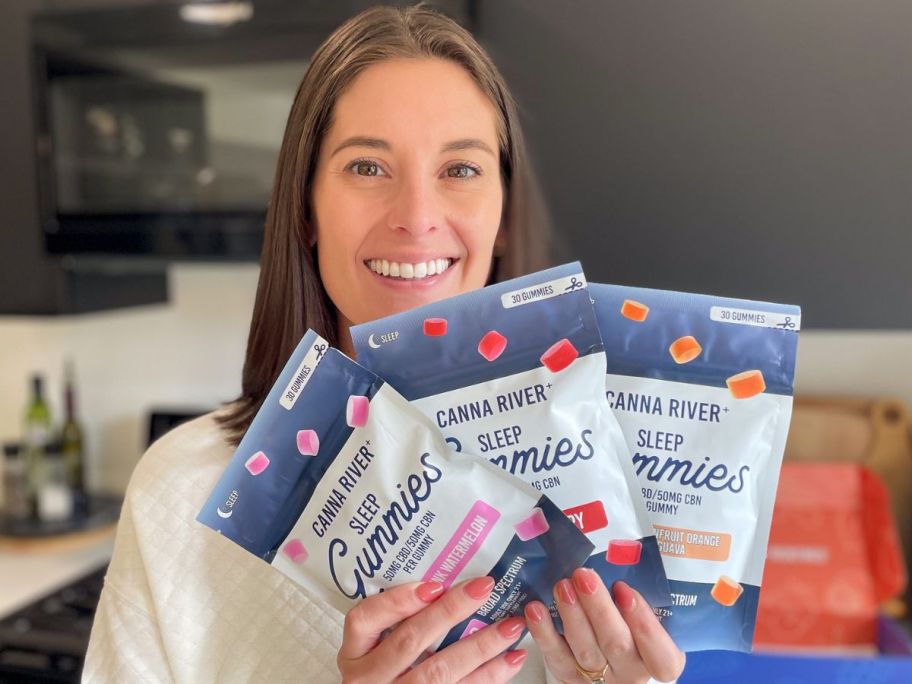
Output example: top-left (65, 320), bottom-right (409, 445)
top-left (338, 576), bottom-right (528, 683)
top-left (524, 569), bottom-right (685, 684)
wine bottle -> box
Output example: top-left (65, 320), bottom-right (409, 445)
top-left (24, 374), bottom-right (52, 516)
top-left (61, 359), bottom-right (85, 496)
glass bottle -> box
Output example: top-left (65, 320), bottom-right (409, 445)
top-left (2, 443), bottom-right (30, 520)
top-left (24, 374), bottom-right (52, 517)
top-left (60, 359), bottom-right (85, 497)
top-left (37, 442), bottom-right (73, 522)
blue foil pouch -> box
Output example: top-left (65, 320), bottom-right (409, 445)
top-left (197, 330), bottom-right (592, 650)
top-left (351, 264), bottom-right (672, 611)
top-left (590, 283), bottom-right (800, 652)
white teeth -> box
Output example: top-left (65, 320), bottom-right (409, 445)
top-left (367, 258), bottom-right (452, 279)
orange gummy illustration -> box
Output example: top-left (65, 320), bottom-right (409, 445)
top-left (669, 336), bottom-right (702, 364)
top-left (621, 299), bottom-right (649, 322)
top-left (711, 575), bottom-right (744, 606)
top-left (726, 370), bottom-right (766, 399)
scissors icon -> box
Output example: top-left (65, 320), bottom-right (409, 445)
top-left (314, 342), bottom-right (328, 359)
top-left (776, 317), bottom-right (796, 330)
top-left (564, 277), bottom-right (583, 292)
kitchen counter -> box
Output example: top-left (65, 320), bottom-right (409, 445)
top-left (0, 527), bottom-right (114, 618)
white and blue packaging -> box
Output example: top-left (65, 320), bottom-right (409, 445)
top-left (197, 331), bottom-right (593, 650)
top-left (590, 284), bottom-right (800, 652)
top-left (351, 264), bottom-right (672, 610)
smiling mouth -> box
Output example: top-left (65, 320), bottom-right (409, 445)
top-left (365, 258), bottom-right (456, 280)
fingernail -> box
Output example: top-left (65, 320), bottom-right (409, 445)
top-left (572, 568), bottom-right (598, 596)
top-left (416, 581), bottom-right (444, 603)
top-left (524, 601), bottom-right (545, 624)
top-left (497, 617), bottom-right (525, 640)
top-left (612, 581), bottom-right (636, 611)
top-left (465, 576), bottom-right (495, 600)
top-left (504, 649), bottom-right (528, 667)
top-left (556, 579), bottom-right (577, 605)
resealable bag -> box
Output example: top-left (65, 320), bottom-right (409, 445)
top-left (352, 264), bottom-right (671, 608)
top-left (197, 330), bottom-right (593, 650)
top-left (590, 283), bottom-right (800, 652)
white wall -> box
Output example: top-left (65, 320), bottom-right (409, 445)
top-left (0, 264), bottom-right (259, 493)
top-left (793, 330), bottom-right (912, 403)
top-left (1, 264), bottom-right (910, 495)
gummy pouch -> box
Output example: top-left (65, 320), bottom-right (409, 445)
top-left (351, 264), bottom-right (671, 609)
top-left (590, 284), bottom-right (800, 652)
top-left (197, 330), bottom-right (592, 650)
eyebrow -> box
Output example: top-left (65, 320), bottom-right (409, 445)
top-left (330, 136), bottom-right (496, 158)
top-left (441, 138), bottom-right (496, 157)
top-left (331, 136), bottom-right (390, 157)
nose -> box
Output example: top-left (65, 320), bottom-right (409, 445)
top-left (386, 173), bottom-right (441, 237)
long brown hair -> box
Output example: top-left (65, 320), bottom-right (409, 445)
top-left (217, 4), bottom-right (553, 445)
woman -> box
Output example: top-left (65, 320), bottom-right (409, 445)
top-left (85, 6), bottom-right (685, 683)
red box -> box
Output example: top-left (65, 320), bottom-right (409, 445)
top-left (755, 463), bottom-right (907, 649)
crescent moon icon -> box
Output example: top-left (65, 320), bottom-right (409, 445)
top-left (368, 334), bottom-right (381, 349)
top-left (217, 507), bottom-right (233, 519)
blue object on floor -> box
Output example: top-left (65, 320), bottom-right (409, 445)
top-left (679, 650), bottom-right (912, 683)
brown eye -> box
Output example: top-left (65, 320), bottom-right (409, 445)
top-left (446, 164), bottom-right (478, 179)
top-left (355, 161), bottom-right (381, 176)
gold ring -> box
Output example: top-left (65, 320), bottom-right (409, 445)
top-left (575, 660), bottom-right (610, 683)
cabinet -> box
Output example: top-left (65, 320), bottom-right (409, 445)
top-left (0, 0), bottom-right (167, 315)
top-left (2, 0), bottom-right (475, 314)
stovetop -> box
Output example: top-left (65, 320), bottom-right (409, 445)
top-left (0, 565), bottom-right (105, 682)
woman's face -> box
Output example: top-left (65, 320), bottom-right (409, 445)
top-left (312, 57), bottom-right (504, 335)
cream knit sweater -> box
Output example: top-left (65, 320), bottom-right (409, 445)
top-left (83, 411), bottom-right (548, 683)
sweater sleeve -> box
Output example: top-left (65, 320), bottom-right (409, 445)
top-left (82, 412), bottom-right (346, 684)
top-left (82, 455), bottom-right (177, 684)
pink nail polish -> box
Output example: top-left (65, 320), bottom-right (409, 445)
top-left (556, 579), bottom-right (577, 605)
top-left (572, 568), bottom-right (598, 596)
top-left (497, 617), bottom-right (525, 640)
top-left (465, 576), bottom-right (495, 600)
top-left (524, 602), bottom-right (545, 624)
top-left (612, 580), bottom-right (637, 611)
top-left (504, 650), bottom-right (528, 667)
top-left (416, 581), bottom-right (444, 603)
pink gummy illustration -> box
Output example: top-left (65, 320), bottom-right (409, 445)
top-left (346, 395), bottom-right (370, 428)
top-left (244, 451), bottom-right (270, 476)
top-left (514, 507), bottom-right (550, 541)
top-left (282, 538), bottom-right (308, 564)
top-left (296, 429), bottom-right (319, 456)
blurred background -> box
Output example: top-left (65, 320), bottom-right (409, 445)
top-left (0, 0), bottom-right (910, 680)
